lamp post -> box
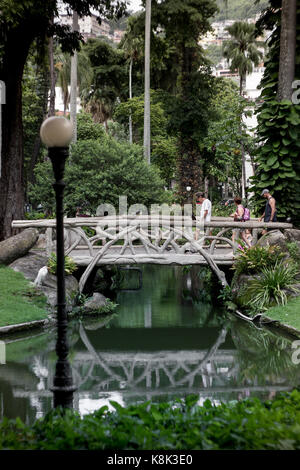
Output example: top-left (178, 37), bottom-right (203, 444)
top-left (40, 116), bottom-right (76, 409)
top-left (186, 186), bottom-right (192, 204)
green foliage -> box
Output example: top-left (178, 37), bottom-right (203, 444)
top-left (218, 285), bottom-right (234, 302)
top-left (29, 136), bottom-right (168, 215)
top-left (47, 253), bottom-right (77, 276)
top-left (214, 0), bottom-right (269, 21)
top-left (76, 112), bottom-right (106, 141)
top-left (24, 211), bottom-right (48, 220)
top-left (232, 245), bottom-right (285, 277)
top-left (250, 4), bottom-right (300, 223)
top-left (81, 38), bottom-right (127, 122)
top-left (223, 21), bottom-right (264, 92)
top-left (202, 78), bottom-right (254, 194)
top-left (242, 261), bottom-right (300, 311)
top-left (204, 44), bottom-right (223, 66)
top-left (22, 46), bottom-right (49, 188)
top-left (2, 390), bottom-right (300, 449)
top-left (80, 298), bottom-right (118, 316)
top-left (212, 203), bottom-right (234, 217)
top-left (286, 242), bottom-right (300, 266)
top-left (113, 91), bottom-right (169, 143)
top-left (250, 100), bottom-right (300, 221)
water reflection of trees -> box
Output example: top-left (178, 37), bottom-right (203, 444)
top-left (230, 318), bottom-right (300, 387)
top-left (113, 265), bottom-right (224, 329)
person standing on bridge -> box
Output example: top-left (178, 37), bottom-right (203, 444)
top-left (230, 197), bottom-right (252, 248)
top-left (195, 193), bottom-right (212, 241)
top-left (259, 189), bottom-right (277, 235)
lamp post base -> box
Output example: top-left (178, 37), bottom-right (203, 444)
top-left (52, 385), bottom-right (77, 409)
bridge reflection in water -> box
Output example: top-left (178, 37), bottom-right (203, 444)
top-left (0, 266), bottom-right (300, 423)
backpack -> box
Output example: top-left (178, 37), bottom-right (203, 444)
top-left (243, 207), bottom-right (250, 221)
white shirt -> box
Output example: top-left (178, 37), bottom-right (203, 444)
top-left (199, 198), bottom-right (212, 222)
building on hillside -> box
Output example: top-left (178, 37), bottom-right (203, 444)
top-left (58, 12), bottom-right (112, 42)
top-left (113, 29), bottom-right (125, 44)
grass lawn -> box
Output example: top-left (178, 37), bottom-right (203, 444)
top-left (265, 296), bottom-right (300, 332)
top-left (0, 265), bottom-right (48, 327)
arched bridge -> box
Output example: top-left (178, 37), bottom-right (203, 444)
top-left (12, 215), bottom-right (293, 293)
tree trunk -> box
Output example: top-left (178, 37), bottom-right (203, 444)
top-left (129, 57), bottom-right (133, 144)
top-left (204, 176), bottom-right (209, 198)
top-left (0, 34), bottom-right (32, 240)
top-left (239, 74), bottom-right (245, 96)
top-left (48, 35), bottom-right (56, 117)
top-left (277, 0), bottom-right (297, 101)
top-left (143, 0), bottom-right (151, 164)
top-left (70, 10), bottom-right (79, 144)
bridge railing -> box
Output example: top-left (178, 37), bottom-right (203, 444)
top-left (12, 216), bottom-right (293, 292)
top-left (12, 215), bottom-right (293, 255)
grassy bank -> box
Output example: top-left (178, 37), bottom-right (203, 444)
top-left (264, 296), bottom-right (300, 332)
top-left (1, 391), bottom-right (300, 449)
top-left (0, 265), bottom-right (48, 327)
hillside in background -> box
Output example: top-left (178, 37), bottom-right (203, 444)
top-left (214, 0), bottom-right (269, 21)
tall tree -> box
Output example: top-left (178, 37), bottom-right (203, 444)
top-left (250, 0), bottom-right (300, 224)
top-left (223, 21), bottom-right (264, 95)
top-left (277, 0), bottom-right (297, 100)
top-left (223, 21), bottom-right (263, 197)
top-left (48, 20), bottom-right (56, 117)
top-left (120, 18), bottom-right (143, 144)
top-left (81, 39), bottom-right (127, 127)
top-left (143, 0), bottom-right (151, 164)
top-left (0, 0), bottom-right (127, 240)
top-left (70, 10), bottom-right (79, 143)
top-left (148, 0), bottom-right (218, 202)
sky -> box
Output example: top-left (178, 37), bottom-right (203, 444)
top-left (128, 0), bottom-right (143, 13)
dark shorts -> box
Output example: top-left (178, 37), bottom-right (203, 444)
top-left (264, 215), bottom-right (277, 223)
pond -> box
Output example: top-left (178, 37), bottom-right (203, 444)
top-left (0, 265), bottom-right (299, 425)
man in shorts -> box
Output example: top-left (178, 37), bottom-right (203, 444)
top-left (259, 189), bottom-right (277, 235)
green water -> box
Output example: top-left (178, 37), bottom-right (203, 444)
top-left (0, 265), bottom-right (299, 424)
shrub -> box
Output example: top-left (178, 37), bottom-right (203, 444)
top-left (29, 138), bottom-right (168, 215)
top-left (242, 261), bottom-right (300, 312)
top-left (77, 112), bottom-right (106, 141)
top-left (286, 242), bottom-right (300, 267)
top-left (2, 391), bottom-right (300, 449)
top-left (47, 253), bottom-right (77, 276)
top-left (232, 245), bottom-right (285, 277)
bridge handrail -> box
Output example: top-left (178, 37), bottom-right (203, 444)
top-left (12, 216), bottom-right (293, 230)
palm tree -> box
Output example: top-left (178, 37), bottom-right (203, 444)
top-left (223, 21), bottom-right (263, 198)
top-left (223, 21), bottom-right (263, 96)
top-left (121, 21), bottom-right (143, 144)
top-left (144, 0), bottom-right (151, 164)
top-left (56, 48), bottom-right (93, 116)
top-left (70, 10), bottom-right (79, 143)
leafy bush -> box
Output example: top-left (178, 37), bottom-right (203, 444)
top-left (242, 261), bottom-right (300, 311)
top-left (47, 253), bottom-right (77, 276)
top-left (29, 138), bottom-right (168, 216)
top-left (212, 203), bottom-right (233, 217)
top-left (2, 390), bottom-right (300, 449)
top-left (232, 245), bottom-right (285, 277)
top-left (77, 112), bottom-right (106, 141)
top-left (286, 242), bottom-right (300, 266)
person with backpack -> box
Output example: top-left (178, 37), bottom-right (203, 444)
top-left (230, 197), bottom-right (252, 248)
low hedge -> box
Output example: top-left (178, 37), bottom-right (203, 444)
top-left (1, 390), bottom-right (300, 450)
